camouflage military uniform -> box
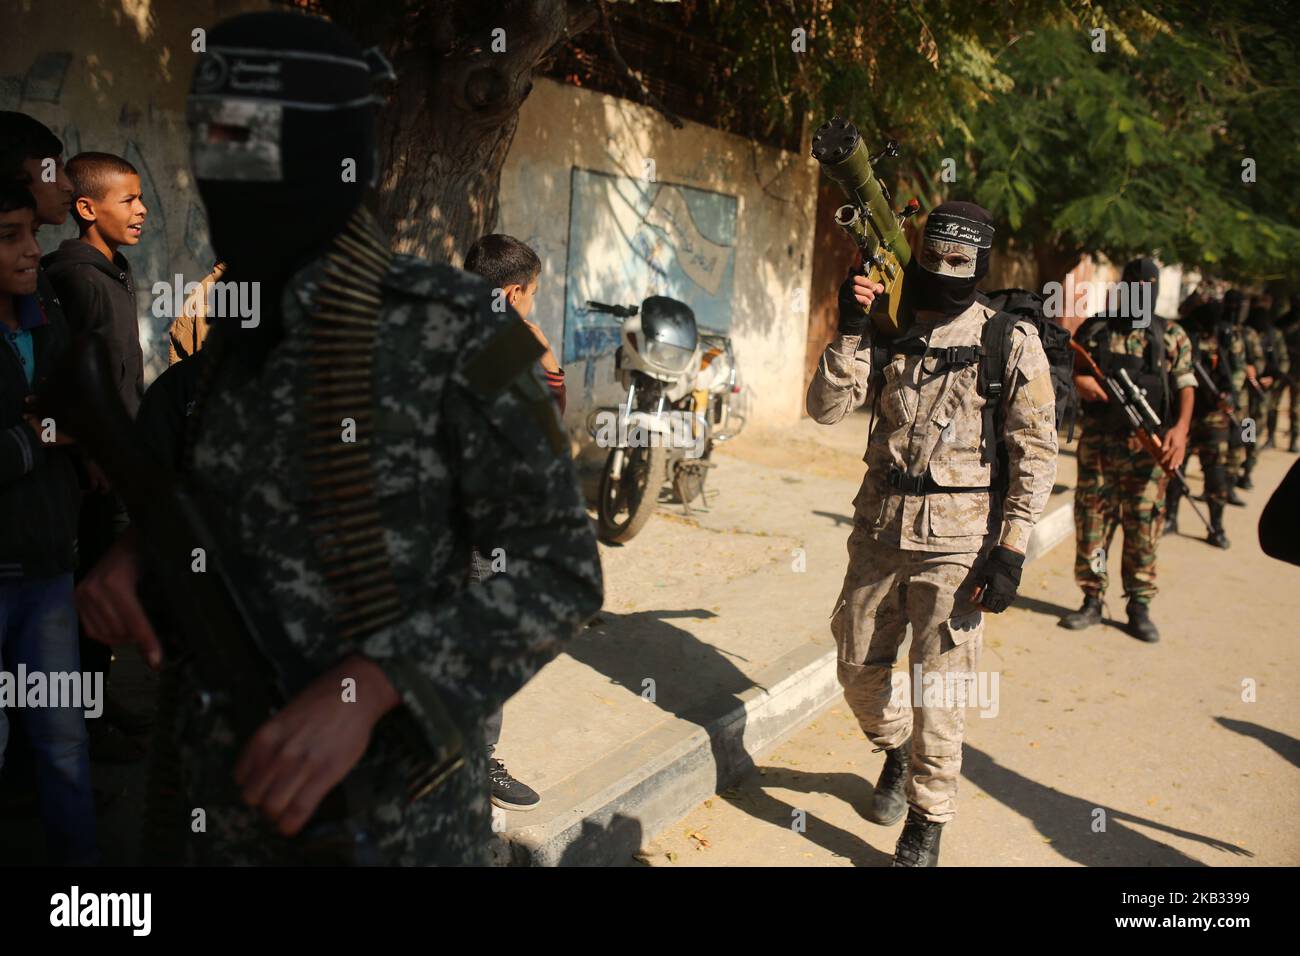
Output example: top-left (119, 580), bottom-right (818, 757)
top-left (1187, 325), bottom-right (1245, 506)
top-left (1285, 319), bottom-right (1300, 446)
top-left (1072, 318), bottom-right (1194, 605)
top-left (173, 213), bottom-right (603, 864)
top-left (807, 300), bottom-right (1057, 823)
top-left (1258, 324), bottom-right (1291, 447)
top-left (1236, 324), bottom-right (1265, 478)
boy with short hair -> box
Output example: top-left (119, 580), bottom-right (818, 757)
top-left (463, 233), bottom-right (565, 813)
top-left (0, 183), bottom-right (96, 863)
top-left (464, 233), bottom-right (565, 413)
top-left (0, 112), bottom-right (74, 350)
top-left (43, 151), bottom-right (147, 416)
top-left (42, 152), bottom-right (152, 763)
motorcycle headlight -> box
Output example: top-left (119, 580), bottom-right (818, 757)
top-left (642, 337), bottom-right (695, 375)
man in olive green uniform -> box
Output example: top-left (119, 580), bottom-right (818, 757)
top-left (1246, 303), bottom-right (1291, 453)
top-left (1229, 291), bottom-right (1261, 497)
top-left (1281, 295), bottom-right (1300, 453)
top-left (1060, 259), bottom-right (1194, 643)
top-left (807, 201), bottom-right (1057, 867)
top-left (1170, 294), bottom-right (1241, 548)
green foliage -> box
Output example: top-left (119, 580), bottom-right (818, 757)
top-left (698, 0), bottom-right (1300, 284)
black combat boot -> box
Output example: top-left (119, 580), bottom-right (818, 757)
top-left (866, 737), bottom-right (911, 826)
top-left (1163, 490), bottom-right (1180, 536)
top-left (1228, 480), bottom-right (1248, 503)
top-left (892, 809), bottom-right (944, 867)
top-left (1265, 411), bottom-right (1278, 449)
top-left (1208, 503), bottom-right (1230, 550)
top-left (1059, 594), bottom-right (1102, 630)
top-left (1125, 600), bottom-right (1160, 643)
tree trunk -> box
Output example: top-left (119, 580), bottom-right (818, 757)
top-left (323, 0), bottom-right (599, 264)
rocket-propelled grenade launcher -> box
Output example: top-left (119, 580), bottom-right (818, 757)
top-left (811, 116), bottom-right (919, 338)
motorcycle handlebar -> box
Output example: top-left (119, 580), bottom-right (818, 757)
top-left (586, 300), bottom-right (639, 318)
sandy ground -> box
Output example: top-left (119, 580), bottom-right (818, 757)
top-left (640, 440), bottom-right (1300, 867)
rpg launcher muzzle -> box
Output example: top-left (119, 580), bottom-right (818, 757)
top-left (812, 116), bottom-right (919, 338)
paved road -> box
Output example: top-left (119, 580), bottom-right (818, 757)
top-left (642, 446), bottom-right (1300, 867)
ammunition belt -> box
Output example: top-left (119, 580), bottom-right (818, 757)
top-left (303, 207), bottom-right (451, 803)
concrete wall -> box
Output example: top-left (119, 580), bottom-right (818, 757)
top-left (5, 10), bottom-right (820, 412)
top-left (1, 0), bottom-right (265, 383)
top-left (496, 78), bottom-right (819, 449)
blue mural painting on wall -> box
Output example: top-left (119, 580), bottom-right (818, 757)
top-left (562, 167), bottom-right (738, 365)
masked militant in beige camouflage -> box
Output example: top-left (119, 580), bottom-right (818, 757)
top-left (807, 297), bottom-right (1058, 824)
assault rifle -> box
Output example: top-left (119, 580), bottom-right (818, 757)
top-left (1191, 358), bottom-right (1241, 430)
top-left (1070, 340), bottom-right (1212, 532)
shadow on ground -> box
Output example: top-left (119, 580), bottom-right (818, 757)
top-left (1215, 717), bottom-right (1300, 770)
top-left (718, 767), bottom-right (893, 867)
top-left (961, 745), bottom-right (1253, 865)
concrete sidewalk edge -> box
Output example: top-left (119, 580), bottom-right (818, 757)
top-left (501, 502), bottom-right (1075, 866)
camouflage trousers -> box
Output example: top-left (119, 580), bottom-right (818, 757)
top-left (1245, 392), bottom-right (1268, 469)
top-left (1073, 429), bottom-right (1167, 605)
top-left (1285, 376), bottom-right (1300, 438)
top-left (1231, 388), bottom-right (1251, 476)
top-left (1188, 414), bottom-right (1232, 506)
top-left (831, 527), bottom-right (984, 824)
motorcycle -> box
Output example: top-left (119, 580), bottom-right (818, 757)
top-left (585, 296), bottom-right (748, 544)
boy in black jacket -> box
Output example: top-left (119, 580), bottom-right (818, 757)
top-left (42, 151), bottom-right (146, 416)
top-left (0, 185), bottom-right (96, 863)
top-left (41, 151), bottom-right (151, 763)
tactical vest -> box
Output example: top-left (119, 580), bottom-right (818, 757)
top-left (1077, 315), bottom-right (1170, 434)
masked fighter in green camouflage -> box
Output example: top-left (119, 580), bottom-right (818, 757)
top-left (1169, 293), bottom-right (1240, 548)
top-left (1060, 259), bottom-right (1194, 643)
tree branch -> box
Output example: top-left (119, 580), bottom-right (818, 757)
top-left (596, 0), bottom-right (684, 129)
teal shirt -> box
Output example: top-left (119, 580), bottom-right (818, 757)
top-left (3, 326), bottom-right (35, 387)
top-left (3, 293), bottom-right (44, 387)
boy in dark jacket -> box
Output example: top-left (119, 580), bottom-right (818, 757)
top-left (42, 151), bottom-right (147, 416)
top-left (0, 184), bottom-right (97, 863)
top-left (463, 233), bottom-right (565, 814)
top-left (41, 151), bottom-right (151, 763)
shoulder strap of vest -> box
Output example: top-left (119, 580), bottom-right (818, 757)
top-left (979, 310), bottom-right (1018, 466)
top-left (1149, 314), bottom-right (1166, 376)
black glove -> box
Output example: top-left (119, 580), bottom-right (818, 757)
top-left (837, 269), bottom-right (871, 337)
top-left (974, 546), bottom-right (1024, 613)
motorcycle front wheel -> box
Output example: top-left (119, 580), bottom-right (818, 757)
top-left (597, 443), bottom-right (665, 544)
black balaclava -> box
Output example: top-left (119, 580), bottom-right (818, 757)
top-left (1223, 289), bottom-right (1247, 326)
top-left (908, 200), bottom-right (995, 317)
top-left (1247, 305), bottom-right (1272, 332)
top-left (1183, 297), bottom-right (1223, 335)
top-left (187, 12), bottom-right (384, 283)
top-left (1118, 257), bottom-right (1159, 325)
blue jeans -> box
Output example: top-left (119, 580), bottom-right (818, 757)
top-left (0, 574), bottom-right (97, 864)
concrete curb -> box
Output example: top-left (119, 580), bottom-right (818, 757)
top-left (502, 501), bottom-right (1075, 866)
